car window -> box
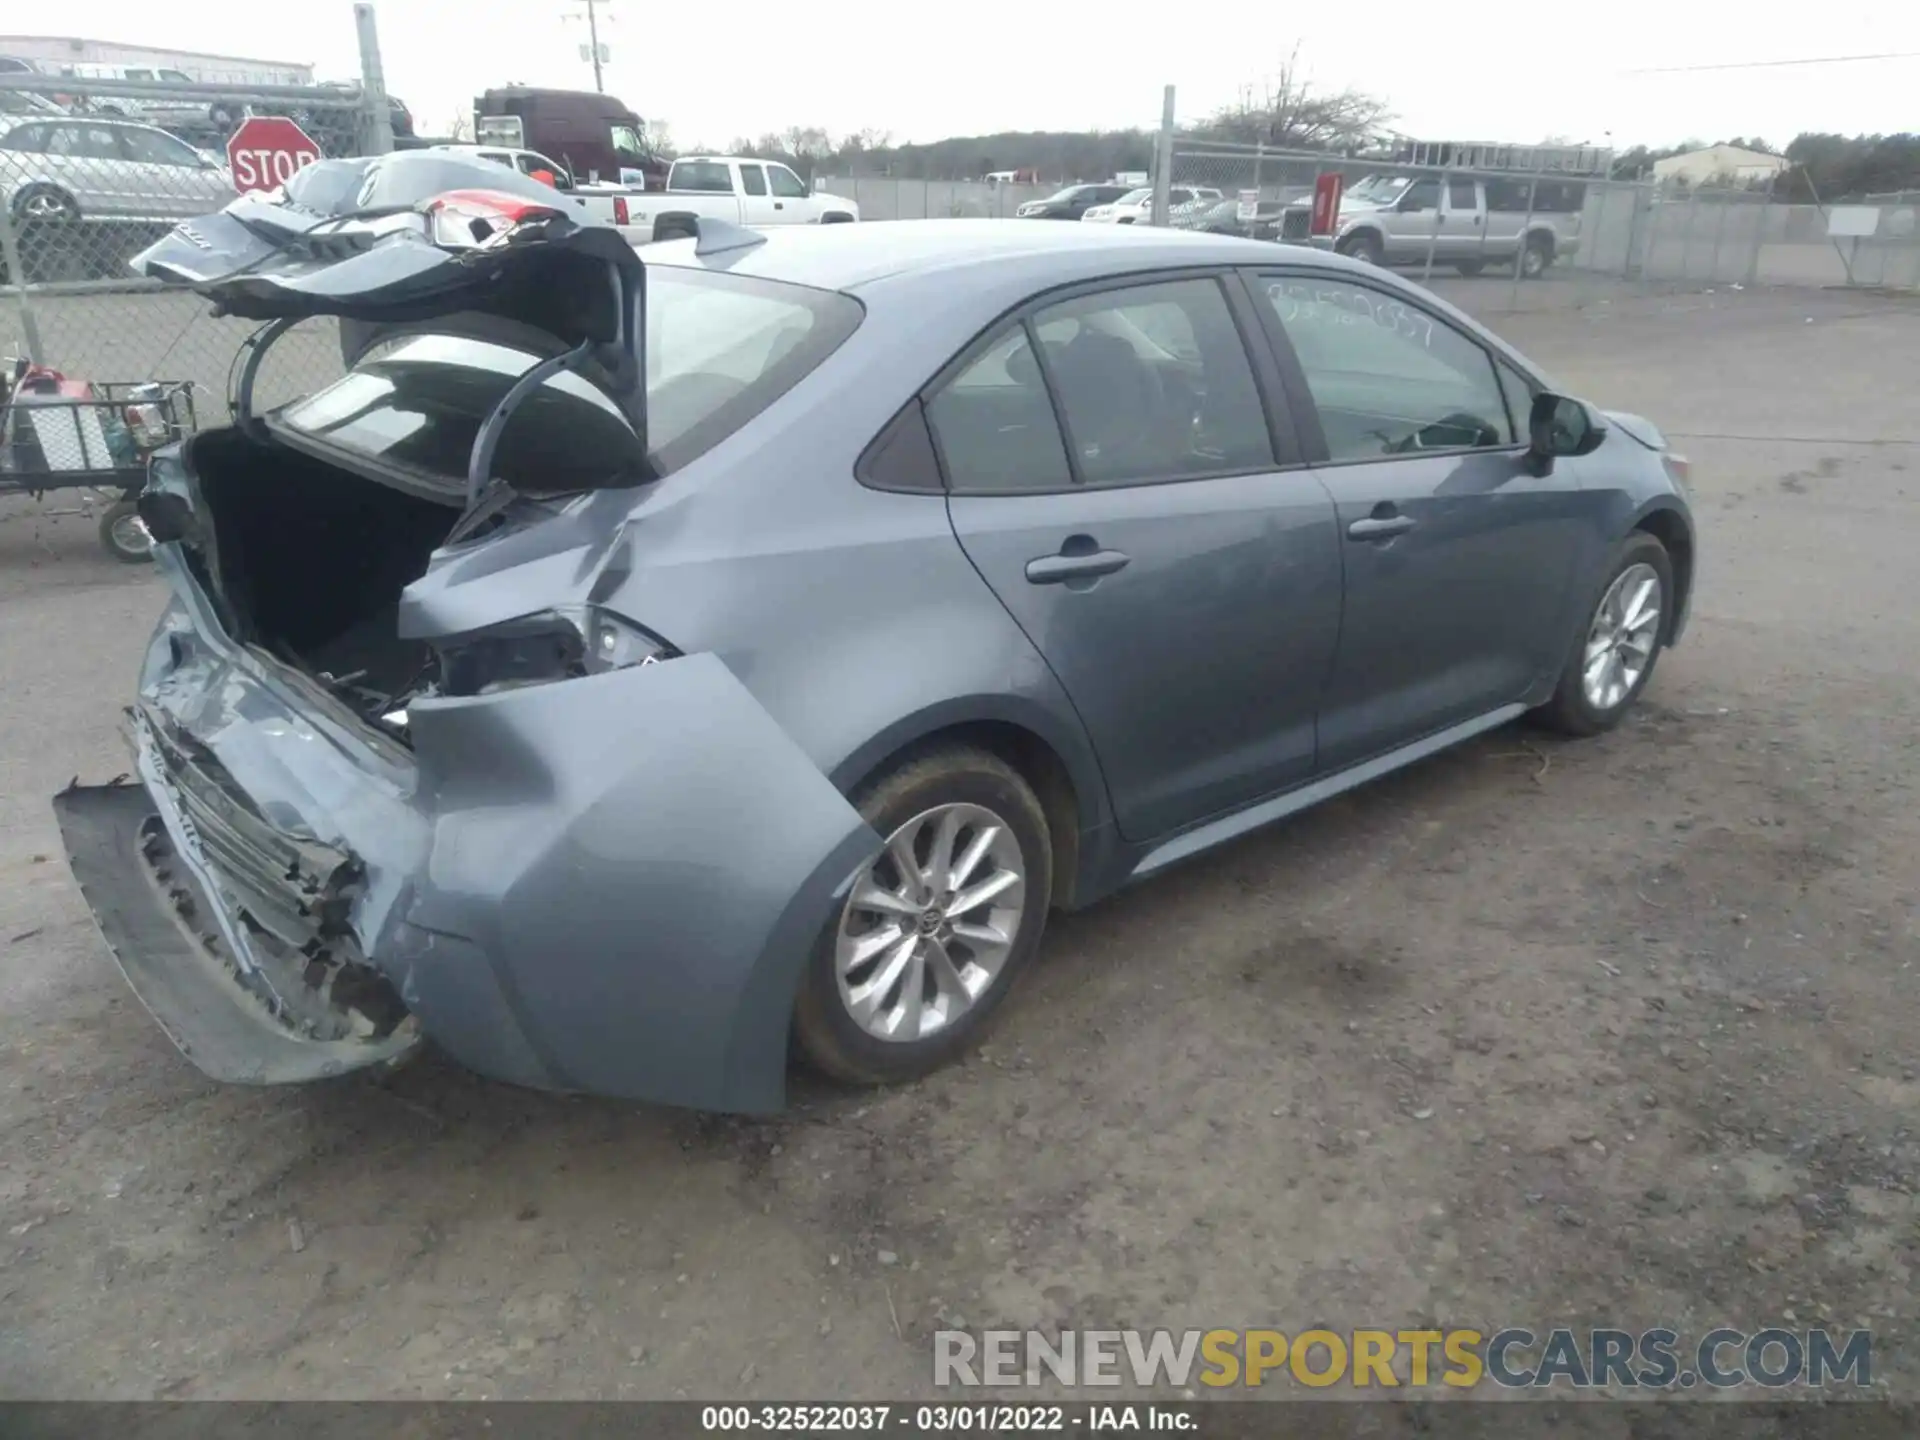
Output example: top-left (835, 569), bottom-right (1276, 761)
top-left (0, 122), bottom-right (48, 148)
top-left (739, 163), bottom-right (767, 196)
top-left (767, 164), bottom-right (808, 199)
top-left (45, 125), bottom-right (124, 161)
top-left (671, 160), bottom-right (733, 193)
top-left (159, 69), bottom-right (193, 82)
top-left (925, 328), bottom-right (1073, 494)
top-left (118, 127), bottom-right (200, 167)
top-left (123, 68), bottom-right (154, 81)
top-left (1494, 356), bottom-right (1536, 437)
top-left (1447, 178), bottom-right (1477, 209)
top-left (1261, 275), bottom-right (1515, 460)
top-left (1030, 277), bottom-right (1273, 485)
top-left (1397, 178), bottom-right (1440, 213)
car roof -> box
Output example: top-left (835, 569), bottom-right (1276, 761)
top-left (642, 217), bottom-right (1367, 293)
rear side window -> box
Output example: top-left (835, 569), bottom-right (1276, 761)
top-left (925, 328), bottom-right (1072, 493)
top-left (739, 163), bottom-right (767, 196)
top-left (672, 160), bottom-right (733, 193)
top-left (275, 270), bottom-right (862, 487)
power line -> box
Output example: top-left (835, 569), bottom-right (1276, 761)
top-left (1626, 51), bottom-right (1920, 75)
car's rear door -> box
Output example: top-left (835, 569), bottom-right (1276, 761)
top-left (44, 121), bottom-right (134, 216)
top-left (1247, 267), bottom-right (1587, 770)
top-left (735, 162), bottom-right (781, 226)
top-left (1441, 176), bottom-right (1484, 262)
top-left (934, 272), bottom-right (1343, 842)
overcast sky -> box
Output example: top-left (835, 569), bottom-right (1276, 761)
top-left (19, 0), bottom-right (1920, 152)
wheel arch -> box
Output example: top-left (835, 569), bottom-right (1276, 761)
top-left (827, 701), bottom-right (1107, 909)
top-left (819, 210), bottom-right (855, 224)
top-left (1630, 501), bottom-right (1695, 645)
top-left (650, 210), bottom-right (701, 241)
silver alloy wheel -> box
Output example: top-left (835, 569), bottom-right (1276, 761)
top-left (833, 801), bottom-right (1026, 1044)
top-left (22, 191), bottom-right (72, 220)
top-left (110, 510), bottom-right (152, 557)
top-left (1581, 562), bottom-right (1662, 712)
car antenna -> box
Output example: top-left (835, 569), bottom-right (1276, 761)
top-left (693, 218), bottom-right (767, 257)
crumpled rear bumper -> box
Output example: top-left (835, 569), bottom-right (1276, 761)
top-left (56, 595), bottom-right (879, 1113)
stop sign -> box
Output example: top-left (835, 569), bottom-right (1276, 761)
top-left (225, 115), bottom-right (322, 195)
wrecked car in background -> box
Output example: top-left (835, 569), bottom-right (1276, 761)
top-left (54, 154), bottom-right (1695, 1112)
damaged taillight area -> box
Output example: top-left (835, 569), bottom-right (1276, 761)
top-left (373, 608), bottom-right (677, 735)
top-left (428, 606), bottom-right (675, 699)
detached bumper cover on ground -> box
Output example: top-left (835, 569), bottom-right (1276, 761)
top-left (55, 571), bottom-right (881, 1112)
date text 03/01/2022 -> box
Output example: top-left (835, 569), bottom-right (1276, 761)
top-left (699, 1404), bottom-right (1191, 1432)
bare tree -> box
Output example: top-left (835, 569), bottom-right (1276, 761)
top-left (446, 111), bottom-right (475, 142)
top-left (1202, 46), bottom-right (1392, 152)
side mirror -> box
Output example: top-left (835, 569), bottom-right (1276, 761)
top-left (1528, 391), bottom-right (1608, 471)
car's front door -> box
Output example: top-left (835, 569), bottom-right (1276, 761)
top-left (1250, 268), bottom-right (1587, 770)
top-left (735, 162), bottom-right (781, 225)
top-left (934, 274), bottom-right (1343, 842)
top-left (113, 124), bottom-right (227, 217)
top-left (1380, 176), bottom-right (1440, 257)
top-left (764, 162), bottom-right (812, 223)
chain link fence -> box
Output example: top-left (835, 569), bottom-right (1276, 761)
top-left (0, 68), bottom-right (391, 420)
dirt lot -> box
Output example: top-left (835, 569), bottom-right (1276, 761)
top-left (1, 280), bottom-right (1916, 1402)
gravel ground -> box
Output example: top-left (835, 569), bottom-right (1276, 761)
top-left (1, 280), bottom-right (1916, 1403)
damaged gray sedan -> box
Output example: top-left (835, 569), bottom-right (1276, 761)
top-left (54, 152), bottom-right (1695, 1112)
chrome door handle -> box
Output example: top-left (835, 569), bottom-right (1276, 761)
top-left (1025, 549), bottom-right (1131, 584)
top-left (1347, 515), bottom-right (1417, 541)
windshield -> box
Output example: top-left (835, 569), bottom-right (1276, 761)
top-left (1348, 175), bottom-right (1410, 203)
top-left (610, 124), bottom-right (646, 160)
top-left (274, 269), bottom-right (863, 489)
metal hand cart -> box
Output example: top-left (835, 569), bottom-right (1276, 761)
top-left (0, 366), bottom-right (198, 563)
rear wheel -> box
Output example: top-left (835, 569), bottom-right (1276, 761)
top-left (1535, 533), bottom-right (1672, 735)
top-left (1521, 234), bottom-right (1554, 278)
top-left (1455, 259), bottom-right (1485, 276)
top-left (792, 747), bottom-right (1052, 1086)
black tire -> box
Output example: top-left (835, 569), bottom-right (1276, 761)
top-left (99, 500), bottom-right (154, 564)
top-left (1338, 230), bottom-right (1384, 266)
top-left (1455, 259), bottom-right (1486, 276)
top-left (1534, 532), bottom-right (1673, 736)
top-left (1521, 234), bottom-right (1554, 279)
top-left (792, 746), bottom-right (1053, 1087)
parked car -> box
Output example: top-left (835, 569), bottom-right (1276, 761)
top-left (60, 161), bottom-right (1695, 1113)
top-left (312, 80), bottom-right (415, 139)
top-left (1282, 173), bottom-right (1586, 276)
top-left (0, 116), bottom-right (234, 226)
top-left (1171, 196), bottom-right (1277, 235)
top-left (41, 61), bottom-right (251, 133)
top-left (1015, 183), bottom-right (1133, 220)
top-left (622, 155), bottom-right (857, 242)
top-left (1081, 186), bottom-right (1221, 223)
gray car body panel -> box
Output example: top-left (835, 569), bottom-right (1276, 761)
top-left (57, 217), bottom-right (1693, 1111)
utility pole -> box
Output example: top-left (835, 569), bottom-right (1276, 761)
top-left (586, 0), bottom-right (604, 92)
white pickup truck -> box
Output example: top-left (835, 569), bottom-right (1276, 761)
top-left (623, 156), bottom-right (858, 243)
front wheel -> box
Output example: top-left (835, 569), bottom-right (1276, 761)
top-left (1338, 230), bottom-right (1385, 266)
top-left (792, 747), bottom-right (1053, 1086)
top-left (1534, 533), bottom-right (1672, 735)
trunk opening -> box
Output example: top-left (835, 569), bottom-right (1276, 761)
top-left (186, 428), bottom-right (459, 723)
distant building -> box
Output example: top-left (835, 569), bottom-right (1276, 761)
top-left (1652, 144), bottom-right (1791, 187)
top-left (0, 35), bottom-right (313, 87)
